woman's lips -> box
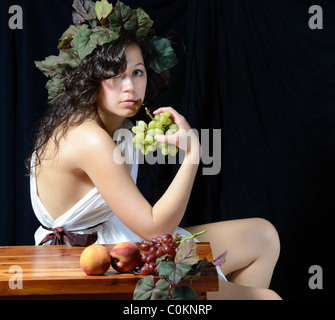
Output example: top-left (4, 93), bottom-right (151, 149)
top-left (121, 100), bottom-right (137, 107)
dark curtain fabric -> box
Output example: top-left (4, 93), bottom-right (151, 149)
top-left (1, 0), bottom-right (334, 299)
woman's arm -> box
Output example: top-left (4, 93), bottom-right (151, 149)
top-left (74, 108), bottom-right (200, 240)
top-left (150, 107), bottom-right (201, 234)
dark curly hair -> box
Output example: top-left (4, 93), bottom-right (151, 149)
top-left (27, 31), bottom-right (163, 172)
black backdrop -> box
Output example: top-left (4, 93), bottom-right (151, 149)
top-left (1, 0), bottom-right (335, 299)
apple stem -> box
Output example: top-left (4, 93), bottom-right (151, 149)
top-left (145, 107), bottom-right (155, 121)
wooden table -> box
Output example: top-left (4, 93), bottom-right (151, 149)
top-left (0, 243), bottom-right (218, 300)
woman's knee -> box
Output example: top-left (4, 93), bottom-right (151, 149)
top-left (253, 218), bottom-right (280, 260)
top-left (265, 289), bottom-right (282, 300)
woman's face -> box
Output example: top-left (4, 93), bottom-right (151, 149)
top-left (98, 44), bottom-right (147, 119)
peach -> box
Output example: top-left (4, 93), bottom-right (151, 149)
top-left (110, 242), bottom-right (142, 273)
top-left (80, 244), bottom-right (111, 275)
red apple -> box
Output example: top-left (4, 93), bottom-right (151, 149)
top-left (80, 244), bottom-right (111, 275)
top-left (110, 242), bottom-right (142, 273)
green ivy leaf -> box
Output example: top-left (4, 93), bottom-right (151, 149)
top-left (57, 34), bottom-right (74, 50)
top-left (72, 27), bottom-right (96, 60)
top-left (136, 8), bottom-right (153, 36)
top-left (95, 0), bottom-right (113, 21)
top-left (45, 76), bottom-right (66, 104)
top-left (89, 26), bottom-right (119, 47)
top-left (124, 15), bottom-right (137, 33)
top-left (58, 25), bottom-right (87, 47)
top-left (35, 56), bottom-right (65, 78)
top-left (72, 27), bottom-right (91, 50)
top-left (108, 1), bottom-right (137, 33)
top-left (147, 36), bottom-right (178, 74)
top-left (58, 49), bottom-right (81, 68)
top-left (159, 261), bottom-right (192, 285)
top-left (117, 1), bottom-right (136, 31)
top-left (35, 49), bottom-right (80, 80)
top-left (72, 0), bottom-right (97, 27)
top-left (171, 286), bottom-right (199, 300)
top-left (108, 10), bottom-right (121, 34)
top-left (133, 275), bottom-right (169, 300)
top-left (174, 239), bottom-right (199, 265)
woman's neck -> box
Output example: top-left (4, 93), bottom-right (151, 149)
top-left (97, 111), bottom-right (125, 137)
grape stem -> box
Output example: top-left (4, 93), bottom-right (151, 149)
top-left (145, 107), bottom-right (155, 121)
top-left (178, 230), bottom-right (207, 245)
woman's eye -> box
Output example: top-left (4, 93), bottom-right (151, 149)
top-left (133, 69), bottom-right (143, 77)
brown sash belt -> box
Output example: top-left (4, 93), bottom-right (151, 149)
top-left (39, 224), bottom-right (102, 247)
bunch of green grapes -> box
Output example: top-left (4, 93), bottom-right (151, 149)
top-left (132, 109), bottom-right (179, 156)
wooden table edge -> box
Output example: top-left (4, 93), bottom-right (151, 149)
top-left (0, 243), bottom-right (219, 300)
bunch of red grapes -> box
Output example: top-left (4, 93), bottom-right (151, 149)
top-left (135, 233), bottom-right (182, 276)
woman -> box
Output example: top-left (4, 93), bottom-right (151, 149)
top-left (29, 2), bottom-right (281, 300)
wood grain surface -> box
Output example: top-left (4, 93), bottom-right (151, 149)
top-left (0, 243), bottom-right (218, 300)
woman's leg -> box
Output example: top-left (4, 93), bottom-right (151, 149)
top-left (185, 218), bottom-right (281, 298)
top-left (208, 279), bottom-right (281, 300)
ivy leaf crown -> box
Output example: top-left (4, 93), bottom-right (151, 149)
top-left (35, 0), bottom-right (178, 104)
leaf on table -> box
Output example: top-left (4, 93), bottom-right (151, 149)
top-left (171, 286), bottom-right (199, 300)
top-left (133, 275), bottom-right (169, 300)
top-left (174, 239), bottom-right (199, 265)
top-left (151, 278), bottom-right (170, 300)
top-left (155, 254), bottom-right (172, 266)
top-left (159, 261), bottom-right (192, 285)
top-left (183, 257), bottom-right (212, 281)
top-left (211, 250), bottom-right (228, 267)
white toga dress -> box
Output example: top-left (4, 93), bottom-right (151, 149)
top-left (30, 119), bottom-right (226, 280)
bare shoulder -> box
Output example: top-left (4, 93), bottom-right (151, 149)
top-left (70, 120), bottom-right (112, 144)
top-left (60, 120), bottom-right (118, 168)
top-left (67, 120), bottom-right (115, 150)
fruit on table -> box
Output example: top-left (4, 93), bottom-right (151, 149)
top-left (110, 242), bottom-right (142, 273)
top-left (80, 244), bottom-right (111, 275)
top-left (135, 233), bottom-right (181, 276)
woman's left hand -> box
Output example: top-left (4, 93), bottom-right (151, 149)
top-left (153, 107), bottom-right (201, 157)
